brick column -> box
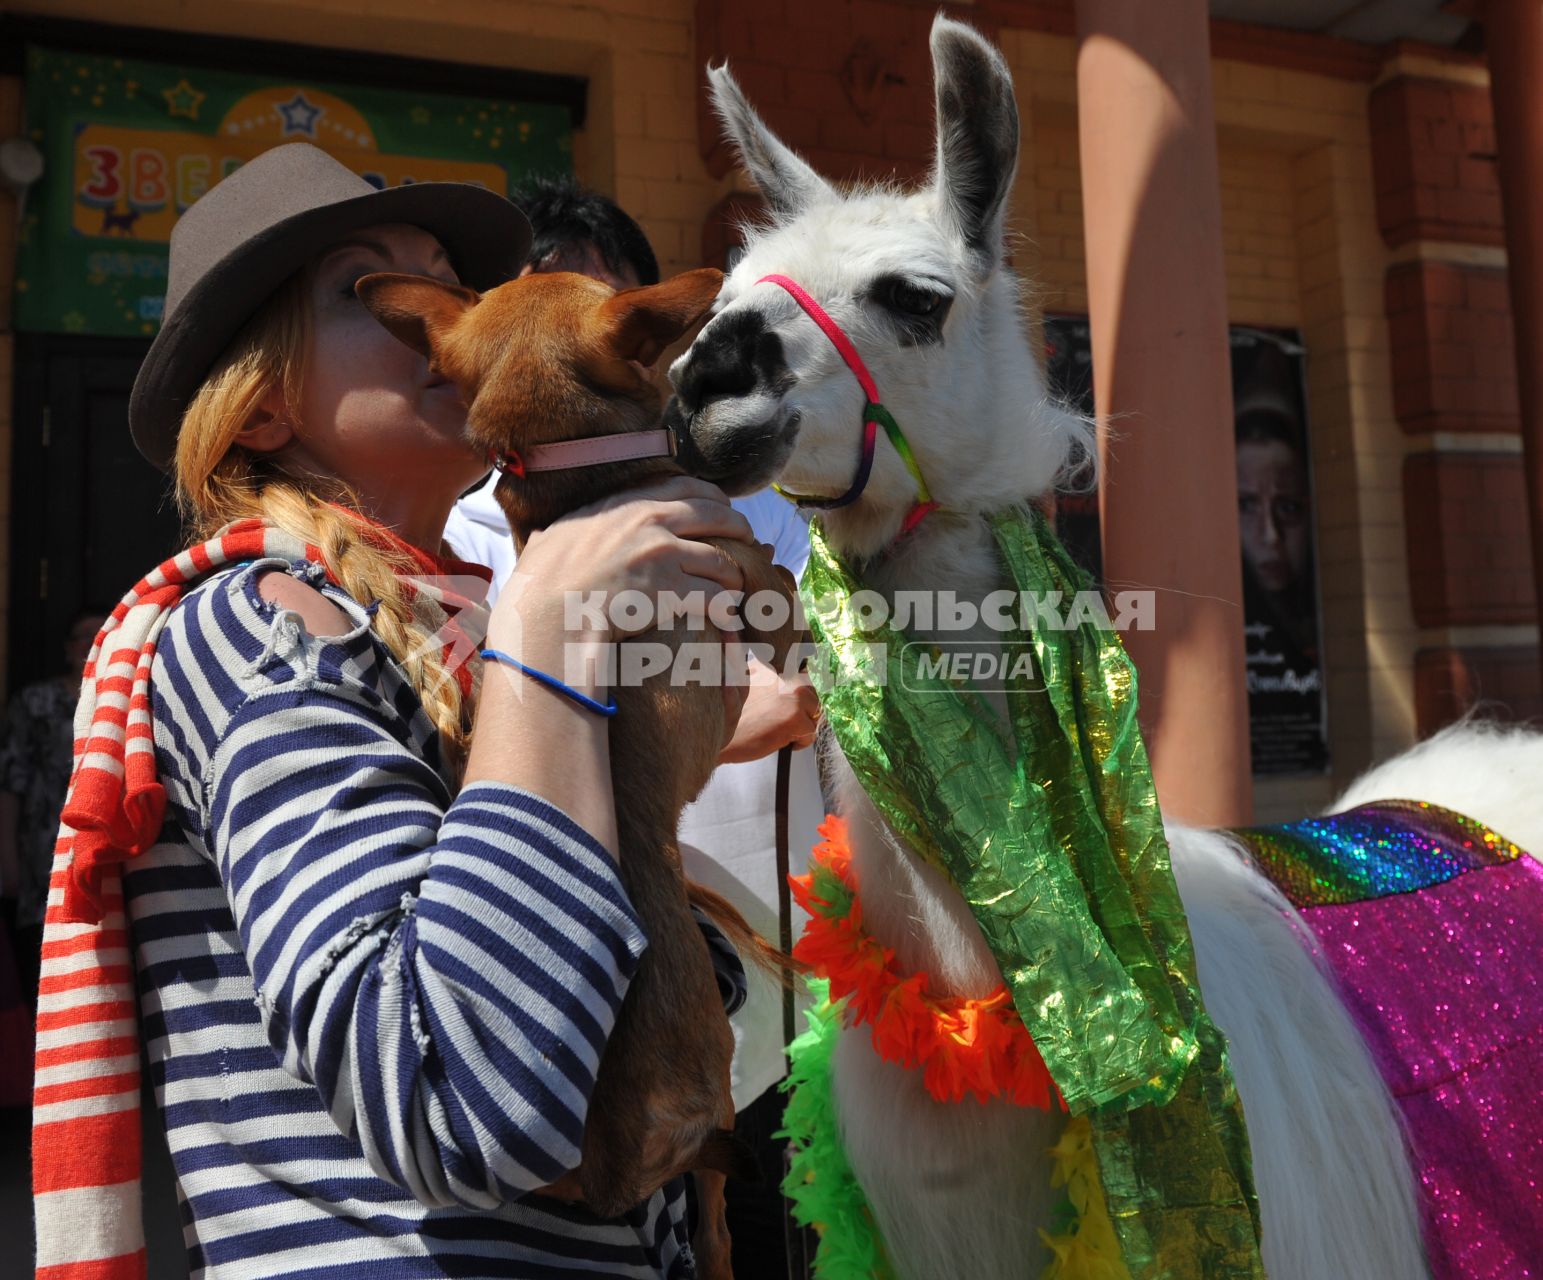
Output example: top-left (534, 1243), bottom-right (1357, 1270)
top-left (1371, 46), bottom-right (1537, 732)
top-left (1486, 0), bottom-right (1543, 685)
top-left (1074, 0), bottom-right (1252, 824)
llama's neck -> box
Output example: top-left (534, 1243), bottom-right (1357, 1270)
top-left (860, 512), bottom-right (1006, 623)
top-left (811, 276), bottom-right (1084, 993)
top-left (831, 511), bottom-right (1018, 995)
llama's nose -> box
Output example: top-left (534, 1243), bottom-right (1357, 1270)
top-left (676, 309), bottom-right (779, 410)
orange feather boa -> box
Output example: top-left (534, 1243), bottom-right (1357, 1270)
top-left (790, 816), bottom-right (1064, 1110)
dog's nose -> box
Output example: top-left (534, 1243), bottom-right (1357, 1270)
top-left (676, 309), bottom-right (774, 410)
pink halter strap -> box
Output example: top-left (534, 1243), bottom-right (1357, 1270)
top-left (760, 274), bottom-right (881, 404)
top-left (757, 273), bottom-right (939, 537)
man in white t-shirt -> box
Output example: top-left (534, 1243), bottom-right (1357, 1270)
top-left (445, 177), bottom-right (822, 1276)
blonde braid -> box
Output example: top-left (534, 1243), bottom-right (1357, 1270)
top-left (172, 270), bottom-right (472, 773)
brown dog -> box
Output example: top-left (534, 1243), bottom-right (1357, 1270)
top-left (356, 266), bottom-right (798, 1273)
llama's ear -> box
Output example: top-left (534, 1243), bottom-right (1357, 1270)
top-left (709, 63), bottom-right (833, 220)
top-left (601, 268), bottom-right (725, 367)
top-left (355, 273), bottom-right (479, 358)
top-left (930, 16), bottom-right (1020, 261)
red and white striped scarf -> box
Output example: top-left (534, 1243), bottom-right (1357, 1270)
top-left (32, 517), bottom-right (491, 1280)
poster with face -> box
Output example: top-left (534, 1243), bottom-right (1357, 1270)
top-left (1231, 328), bottom-right (1328, 775)
top-left (1040, 317), bottom-right (1103, 583)
top-left (1043, 318), bottom-right (1329, 777)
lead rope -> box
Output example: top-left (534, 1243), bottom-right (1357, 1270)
top-left (774, 742), bottom-right (816, 1279)
top-left (776, 743), bottom-right (794, 1049)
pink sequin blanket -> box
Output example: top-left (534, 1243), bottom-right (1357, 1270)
top-left (1232, 800), bottom-right (1543, 1279)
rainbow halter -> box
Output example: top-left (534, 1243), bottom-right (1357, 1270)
top-left (757, 274), bottom-right (941, 537)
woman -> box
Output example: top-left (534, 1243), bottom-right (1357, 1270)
top-left (34, 143), bottom-right (753, 1278)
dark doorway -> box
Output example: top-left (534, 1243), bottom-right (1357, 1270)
top-left (10, 334), bottom-right (180, 692)
top-left (6, 335), bottom-right (190, 1277)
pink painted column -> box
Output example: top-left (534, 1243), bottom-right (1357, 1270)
top-left (1074, 0), bottom-right (1252, 824)
top-left (1486, 0), bottom-right (1543, 684)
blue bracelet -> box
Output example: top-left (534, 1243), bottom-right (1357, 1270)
top-left (479, 648), bottom-right (618, 718)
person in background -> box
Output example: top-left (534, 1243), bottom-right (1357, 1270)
top-left (0, 609), bottom-right (106, 1003)
top-left (445, 175), bottom-right (823, 1279)
top-left (523, 171), bottom-right (661, 289)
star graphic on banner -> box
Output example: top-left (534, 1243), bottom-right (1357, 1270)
top-left (61, 311), bottom-right (87, 332)
top-left (162, 78), bottom-right (205, 120)
top-left (277, 92), bottom-right (323, 137)
top-left (410, 106), bottom-right (431, 125)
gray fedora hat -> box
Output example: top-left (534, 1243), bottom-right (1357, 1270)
top-left (128, 142), bottom-right (530, 471)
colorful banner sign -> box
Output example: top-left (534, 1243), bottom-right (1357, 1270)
top-left (15, 46), bottom-right (572, 337)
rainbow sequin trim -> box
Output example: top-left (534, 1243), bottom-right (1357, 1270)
top-left (1231, 799), bottom-right (1523, 909)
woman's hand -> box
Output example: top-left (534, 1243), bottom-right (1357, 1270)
top-left (718, 657), bottom-right (820, 763)
top-left (493, 475), bottom-right (753, 646)
top-left (465, 476), bottom-right (754, 860)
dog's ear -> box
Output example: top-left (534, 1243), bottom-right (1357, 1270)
top-left (599, 268), bottom-right (725, 367)
top-left (355, 273), bottom-right (480, 359)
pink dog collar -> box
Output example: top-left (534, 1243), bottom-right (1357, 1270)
top-left (488, 428), bottom-right (675, 479)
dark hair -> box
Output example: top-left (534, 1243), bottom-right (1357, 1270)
top-left (1234, 405), bottom-right (1303, 453)
top-left (514, 174), bottom-right (660, 286)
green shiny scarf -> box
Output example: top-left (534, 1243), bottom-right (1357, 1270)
top-left (801, 506), bottom-right (1265, 1278)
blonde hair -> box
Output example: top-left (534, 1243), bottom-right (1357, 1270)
top-left (174, 269), bottom-right (470, 768)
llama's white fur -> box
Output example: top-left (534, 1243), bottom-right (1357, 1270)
top-left (678, 17), bottom-right (1542, 1277)
top-left (1332, 718), bottom-right (1543, 842)
top-left (1170, 825), bottom-right (1428, 1280)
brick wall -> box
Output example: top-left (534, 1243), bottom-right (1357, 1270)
top-left (1386, 260), bottom-right (1519, 434)
top-left (1369, 77), bottom-right (1503, 248)
top-left (1403, 451), bottom-right (1535, 627)
top-left (1014, 86), bottom-right (1305, 330)
top-left (1218, 143), bottom-right (1300, 330)
top-left (1415, 645), bottom-right (1543, 736)
top-left (1027, 116), bottom-right (1087, 314)
top-left (696, 1), bottom-right (983, 188)
top-left (1022, 107), bottom-right (1310, 333)
top-left (1213, 55), bottom-right (1419, 803)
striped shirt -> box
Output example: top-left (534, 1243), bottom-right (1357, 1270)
top-left (124, 555), bottom-right (741, 1278)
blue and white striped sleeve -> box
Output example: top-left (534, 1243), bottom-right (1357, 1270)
top-left (692, 907), bottom-right (748, 1017)
top-left (203, 680), bottom-right (648, 1210)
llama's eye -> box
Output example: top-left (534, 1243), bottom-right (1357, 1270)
top-left (872, 276), bottom-right (953, 345)
top-left (883, 279), bottom-right (947, 316)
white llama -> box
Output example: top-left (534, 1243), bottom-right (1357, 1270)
top-left (667, 16), bottom-right (1543, 1280)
